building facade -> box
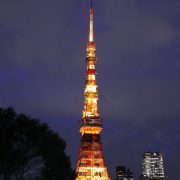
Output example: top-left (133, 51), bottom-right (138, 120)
top-left (116, 166), bottom-right (133, 180)
top-left (75, 0), bottom-right (110, 179)
top-left (140, 152), bottom-right (167, 180)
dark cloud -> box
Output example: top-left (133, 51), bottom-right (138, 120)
top-left (0, 0), bottom-right (180, 179)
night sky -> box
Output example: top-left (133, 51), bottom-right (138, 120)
top-left (0, 0), bottom-right (180, 179)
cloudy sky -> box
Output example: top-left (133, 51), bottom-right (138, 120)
top-left (0, 0), bottom-right (180, 179)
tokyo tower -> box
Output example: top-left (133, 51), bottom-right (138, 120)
top-left (75, 0), bottom-right (110, 179)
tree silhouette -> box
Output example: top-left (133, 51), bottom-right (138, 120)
top-left (0, 107), bottom-right (74, 180)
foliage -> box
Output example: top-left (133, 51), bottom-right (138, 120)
top-left (0, 107), bottom-right (74, 180)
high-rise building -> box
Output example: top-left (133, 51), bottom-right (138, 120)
top-left (116, 166), bottom-right (133, 180)
top-left (75, 0), bottom-right (110, 180)
top-left (140, 152), bottom-right (167, 180)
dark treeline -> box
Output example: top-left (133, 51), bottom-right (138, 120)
top-left (0, 107), bottom-right (75, 180)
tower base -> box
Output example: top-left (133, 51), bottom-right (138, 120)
top-left (76, 134), bottom-right (110, 180)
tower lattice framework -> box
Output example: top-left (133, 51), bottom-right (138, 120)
top-left (76, 1), bottom-right (110, 180)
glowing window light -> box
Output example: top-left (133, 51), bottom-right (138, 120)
top-left (85, 85), bottom-right (97, 92)
top-left (88, 64), bottom-right (95, 69)
top-left (87, 74), bottom-right (95, 81)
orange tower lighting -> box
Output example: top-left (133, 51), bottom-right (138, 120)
top-left (75, 0), bottom-right (111, 179)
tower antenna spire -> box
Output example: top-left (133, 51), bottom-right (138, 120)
top-left (89, 0), bottom-right (94, 41)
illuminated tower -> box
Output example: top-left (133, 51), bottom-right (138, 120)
top-left (75, 1), bottom-right (110, 179)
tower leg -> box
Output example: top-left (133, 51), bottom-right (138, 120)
top-left (76, 134), bottom-right (110, 180)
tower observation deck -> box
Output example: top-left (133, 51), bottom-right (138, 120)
top-left (75, 1), bottom-right (110, 179)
